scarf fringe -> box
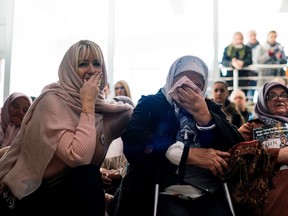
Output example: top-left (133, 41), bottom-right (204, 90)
top-left (2, 188), bottom-right (15, 209)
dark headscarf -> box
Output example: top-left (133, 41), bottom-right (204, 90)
top-left (254, 81), bottom-right (288, 123)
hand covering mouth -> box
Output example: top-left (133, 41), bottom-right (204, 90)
top-left (83, 73), bottom-right (93, 81)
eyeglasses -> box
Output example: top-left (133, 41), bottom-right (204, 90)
top-left (214, 88), bottom-right (225, 93)
top-left (266, 93), bottom-right (288, 101)
top-left (115, 86), bottom-right (125, 91)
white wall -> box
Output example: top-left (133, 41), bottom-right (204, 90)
top-left (0, 0), bottom-right (14, 105)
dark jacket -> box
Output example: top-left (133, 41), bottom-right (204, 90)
top-left (114, 89), bottom-right (244, 216)
top-left (222, 99), bottom-right (245, 128)
top-left (221, 44), bottom-right (253, 67)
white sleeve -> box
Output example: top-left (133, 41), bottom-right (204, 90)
top-left (165, 141), bottom-right (184, 165)
top-left (196, 123), bottom-right (216, 131)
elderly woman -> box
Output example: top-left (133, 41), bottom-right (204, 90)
top-left (0, 92), bottom-right (32, 149)
top-left (0, 40), bottom-right (133, 215)
top-left (238, 81), bottom-right (288, 216)
top-left (115, 55), bottom-right (244, 216)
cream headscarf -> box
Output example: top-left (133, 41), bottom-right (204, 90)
top-left (0, 40), bottom-right (132, 199)
top-left (0, 92), bottom-right (32, 149)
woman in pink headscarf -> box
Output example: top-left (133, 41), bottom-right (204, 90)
top-left (0, 92), bottom-right (32, 149)
top-left (0, 40), bottom-right (133, 215)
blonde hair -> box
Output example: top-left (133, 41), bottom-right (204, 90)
top-left (114, 80), bottom-right (132, 98)
top-left (72, 40), bottom-right (107, 89)
top-left (74, 40), bottom-right (106, 72)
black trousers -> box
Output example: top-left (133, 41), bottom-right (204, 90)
top-left (0, 164), bottom-right (105, 216)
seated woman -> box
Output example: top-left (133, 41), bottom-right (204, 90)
top-left (0, 92), bottom-right (32, 149)
top-left (115, 55), bottom-right (244, 216)
top-left (238, 81), bottom-right (288, 216)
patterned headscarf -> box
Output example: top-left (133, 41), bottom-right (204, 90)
top-left (254, 81), bottom-right (288, 124)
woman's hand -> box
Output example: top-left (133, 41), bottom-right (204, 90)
top-left (80, 73), bottom-right (102, 114)
top-left (175, 86), bottom-right (212, 126)
top-left (100, 168), bottom-right (122, 185)
top-left (187, 147), bottom-right (230, 176)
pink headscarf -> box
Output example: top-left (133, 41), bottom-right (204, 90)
top-left (0, 92), bottom-right (32, 148)
top-left (0, 40), bottom-right (132, 199)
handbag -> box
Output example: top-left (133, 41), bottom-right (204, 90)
top-left (219, 140), bottom-right (275, 216)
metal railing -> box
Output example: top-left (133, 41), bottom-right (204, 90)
top-left (219, 64), bottom-right (288, 91)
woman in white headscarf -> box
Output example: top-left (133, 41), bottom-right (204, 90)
top-left (114, 55), bottom-right (244, 216)
top-left (0, 40), bottom-right (133, 215)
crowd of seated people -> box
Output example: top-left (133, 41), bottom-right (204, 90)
top-left (1, 38), bottom-right (288, 216)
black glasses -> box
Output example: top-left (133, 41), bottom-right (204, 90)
top-left (214, 88), bottom-right (225, 93)
top-left (115, 86), bottom-right (125, 91)
top-left (267, 93), bottom-right (288, 101)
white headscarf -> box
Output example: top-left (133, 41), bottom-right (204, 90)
top-left (162, 55), bottom-right (209, 104)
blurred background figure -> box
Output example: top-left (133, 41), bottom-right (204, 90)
top-left (101, 95), bottom-right (135, 196)
top-left (229, 89), bottom-right (253, 122)
top-left (246, 30), bottom-right (261, 64)
top-left (0, 92), bottom-right (32, 149)
top-left (101, 95), bottom-right (135, 216)
top-left (101, 83), bottom-right (135, 213)
top-left (211, 81), bottom-right (245, 128)
top-left (114, 80), bottom-right (132, 98)
top-left (221, 31), bottom-right (256, 102)
top-left (246, 30), bottom-right (261, 101)
top-left (256, 30), bottom-right (287, 86)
